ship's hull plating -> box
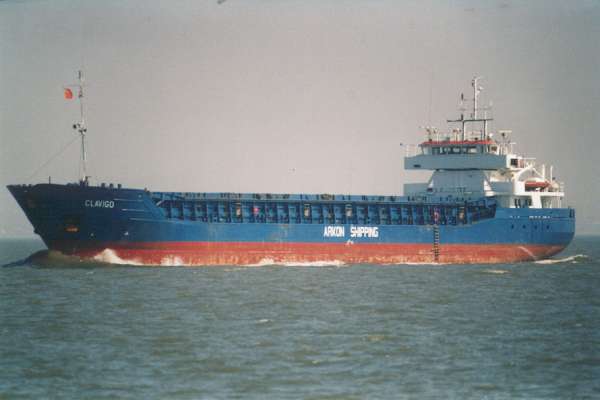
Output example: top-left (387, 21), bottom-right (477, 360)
top-left (49, 240), bottom-right (566, 265)
top-left (8, 184), bottom-right (575, 265)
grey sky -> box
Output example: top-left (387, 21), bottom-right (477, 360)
top-left (1, 0), bottom-right (599, 237)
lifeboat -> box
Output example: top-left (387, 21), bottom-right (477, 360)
top-left (524, 180), bottom-right (550, 191)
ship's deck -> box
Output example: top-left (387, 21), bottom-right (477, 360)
top-left (150, 191), bottom-right (471, 204)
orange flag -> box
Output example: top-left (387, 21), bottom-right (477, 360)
top-left (64, 88), bottom-right (73, 100)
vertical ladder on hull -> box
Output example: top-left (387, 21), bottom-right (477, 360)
top-left (433, 225), bottom-right (440, 263)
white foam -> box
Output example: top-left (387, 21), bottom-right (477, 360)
top-left (281, 260), bottom-right (346, 267)
top-left (92, 249), bottom-right (143, 266)
top-left (247, 258), bottom-right (448, 267)
top-left (159, 256), bottom-right (185, 266)
top-left (484, 269), bottom-right (509, 274)
top-left (244, 258), bottom-right (346, 267)
top-left (93, 250), bottom-right (189, 267)
top-left (244, 258), bottom-right (277, 267)
top-left (535, 254), bottom-right (588, 265)
top-left (399, 261), bottom-right (448, 266)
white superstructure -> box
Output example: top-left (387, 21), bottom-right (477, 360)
top-left (404, 77), bottom-right (564, 209)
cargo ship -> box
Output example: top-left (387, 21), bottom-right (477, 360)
top-left (7, 75), bottom-right (575, 265)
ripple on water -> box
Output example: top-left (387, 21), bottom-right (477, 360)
top-left (0, 237), bottom-right (599, 399)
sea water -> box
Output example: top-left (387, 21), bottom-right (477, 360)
top-left (0, 237), bottom-right (598, 399)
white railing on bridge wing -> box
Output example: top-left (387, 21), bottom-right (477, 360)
top-left (404, 144), bottom-right (420, 157)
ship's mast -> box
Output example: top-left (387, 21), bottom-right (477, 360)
top-left (68, 70), bottom-right (88, 184)
top-left (472, 76), bottom-right (481, 119)
top-left (447, 76), bottom-right (492, 141)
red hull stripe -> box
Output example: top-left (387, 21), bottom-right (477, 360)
top-left (52, 241), bottom-right (567, 265)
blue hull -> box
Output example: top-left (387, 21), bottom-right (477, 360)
top-left (7, 183), bottom-right (575, 265)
